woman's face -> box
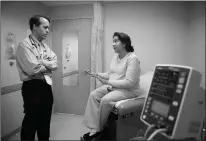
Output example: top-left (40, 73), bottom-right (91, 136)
top-left (112, 36), bottom-right (125, 53)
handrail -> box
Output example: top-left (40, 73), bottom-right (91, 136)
top-left (1, 82), bottom-right (22, 95)
top-left (1, 70), bottom-right (79, 95)
top-left (63, 70), bottom-right (78, 78)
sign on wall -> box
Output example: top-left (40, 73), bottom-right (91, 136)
top-left (5, 32), bottom-right (16, 60)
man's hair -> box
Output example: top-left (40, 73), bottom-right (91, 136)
top-left (29, 15), bottom-right (50, 31)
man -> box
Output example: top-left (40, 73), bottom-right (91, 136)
top-left (16, 15), bottom-right (58, 140)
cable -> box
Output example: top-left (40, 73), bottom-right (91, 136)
top-left (144, 124), bottom-right (156, 139)
top-left (200, 114), bottom-right (205, 141)
top-left (130, 124), bottom-right (156, 141)
top-left (201, 128), bottom-right (205, 141)
top-left (147, 128), bottom-right (167, 140)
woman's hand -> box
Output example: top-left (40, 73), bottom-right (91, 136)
top-left (85, 70), bottom-right (109, 85)
top-left (84, 70), bottom-right (98, 77)
top-left (97, 77), bottom-right (109, 85)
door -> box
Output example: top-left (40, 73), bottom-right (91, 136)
top-left (52, 19), bottom-right (91, 115)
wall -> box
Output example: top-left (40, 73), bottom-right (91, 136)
top-left (1, 0), bottom-right (205, 137)
top-left (186, 2), bottom-right (205, 88)
top-left (103, 1), bottom-right (205, 86)
top-left (1, 2), bottom-right (93, 137)
top-left (49, 4), bottom-right (93, 20)
top-left (48, 3), bottom-right (93, 50)
top-left (1, 1), bottom-right (49, 137)
top-left (103, 1), bottom-right (190, 74)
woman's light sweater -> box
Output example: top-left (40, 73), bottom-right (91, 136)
top-left (98, 52), bottom-right (141, 93)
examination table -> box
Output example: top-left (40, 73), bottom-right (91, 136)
top-left (100, 71), bottom-right (154, 141)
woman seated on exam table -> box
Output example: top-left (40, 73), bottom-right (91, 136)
top-left (81, 32), bottom-right (142, 141)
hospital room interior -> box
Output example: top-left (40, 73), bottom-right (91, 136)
top-left (1, 0), bottom-right (205, 141)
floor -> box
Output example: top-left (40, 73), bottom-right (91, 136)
top-left (9, 113), bottom-right (90, 140)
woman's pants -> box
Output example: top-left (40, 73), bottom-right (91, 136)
top-left (83, 85), bottom-right (137, 132)
top-left (21, 79), bottom-right (53, 140)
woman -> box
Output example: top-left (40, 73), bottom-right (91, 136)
top-left (82, 32), bottom-right (141, 141)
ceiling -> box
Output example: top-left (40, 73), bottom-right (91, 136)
top-left (39, 1), bottom-right (119, 7)
top-left (39, 1), bottom-right (94, 7)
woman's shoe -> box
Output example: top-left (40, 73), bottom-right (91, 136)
top-left (81, 132), bottom-right (102, 141)
top-left (83, 132), bottom-right (90, 139)
top-left (81, 132), bottom-right (90, 141)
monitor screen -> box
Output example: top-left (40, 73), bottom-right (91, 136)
top-left (151, 100), bottom-right (170, 117)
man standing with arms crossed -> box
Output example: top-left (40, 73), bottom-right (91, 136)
top-left (16, 15), bottom-right (58, 140)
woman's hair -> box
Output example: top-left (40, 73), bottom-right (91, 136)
top-left (113, 32), bottom-right (134, 52)
top-left (29, 15), bottom-right (50, 31)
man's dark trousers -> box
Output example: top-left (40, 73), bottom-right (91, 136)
top-left (21, 79), bottom-right (53, 140)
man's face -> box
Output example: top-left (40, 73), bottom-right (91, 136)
top-left (35, 17), bottom-right (50, 40)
